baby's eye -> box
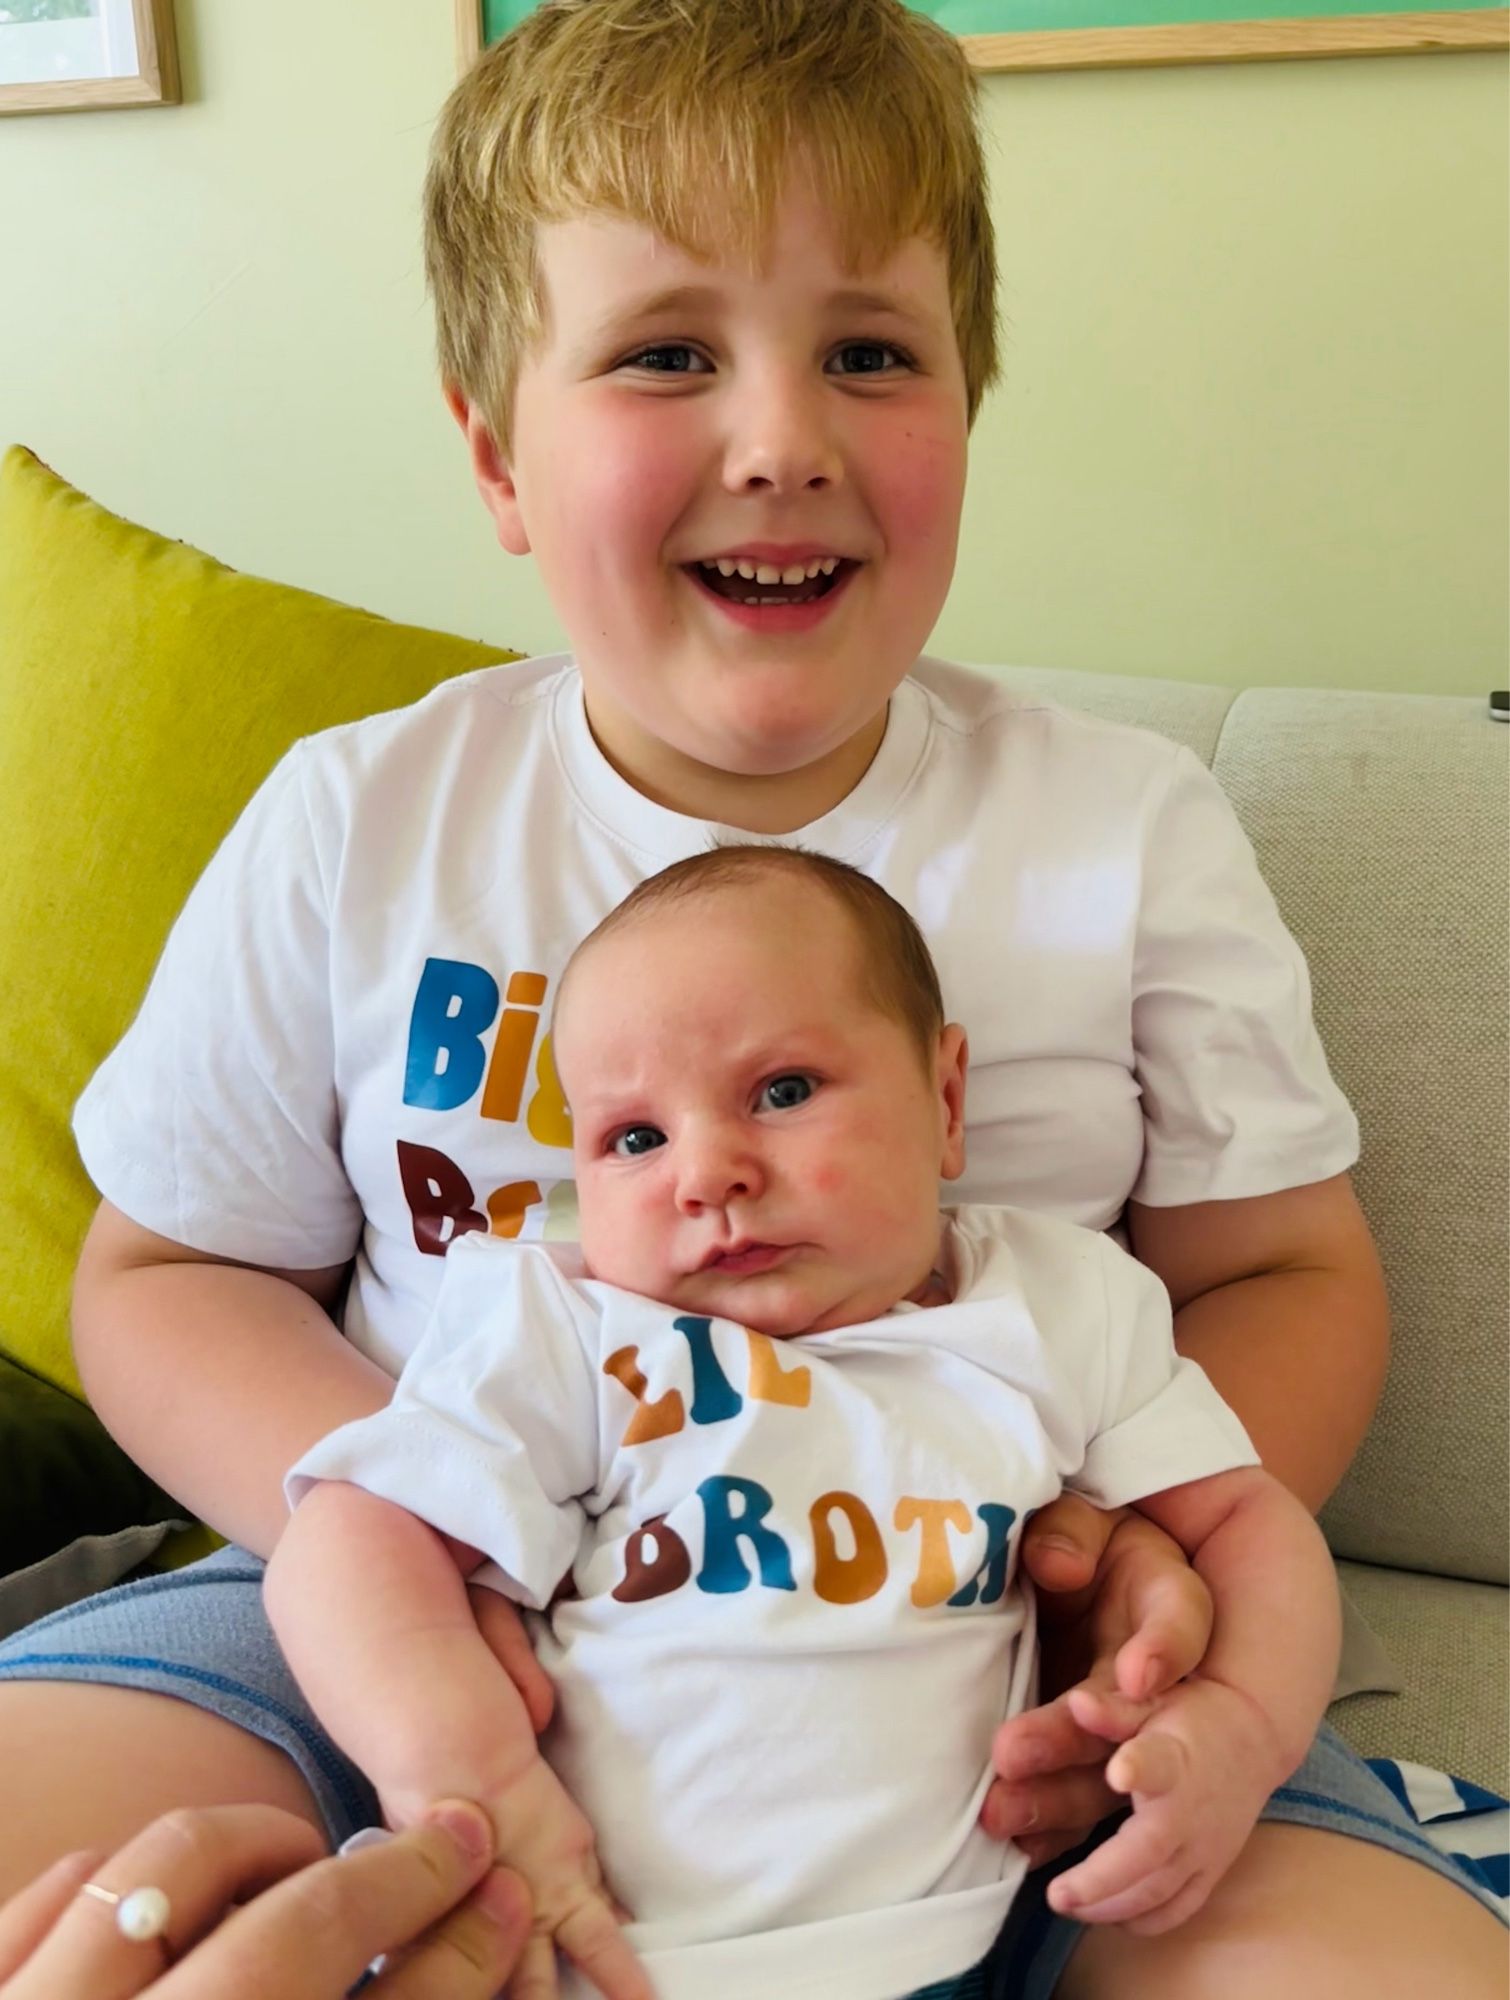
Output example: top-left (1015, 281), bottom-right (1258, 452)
top-left (610, 1124), bottom-right (667, 1157)
top-left (622, 344), bottom-right (711, 375)
top-left (831, 341), bottom-right (913, 376)
top-left (757, 1074), bottom-right (815, 1112)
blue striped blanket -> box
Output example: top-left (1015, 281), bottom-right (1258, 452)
top-left (1370, 1758), bottom-right (1509, 1910)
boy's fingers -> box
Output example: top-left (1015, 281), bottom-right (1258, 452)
top-left (470, 1586), bottom-right (556, 1734)
top-left (978, 1766), bottom-right (1116, 1848)
top-left (1064, 1684), bottom-right (1153, 1745)
top-left (1021, 1496), bottom-right (1122, 1597)
top-left (990, 1695), bottom-right (1115, 1780)
top-left (379, 1868), bottom-right (534, 1999)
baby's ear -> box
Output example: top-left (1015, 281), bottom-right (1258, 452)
top-left (937, 1023), bottom-right (968, 1181)
top-left (445, 387), bottom-right (531, 556)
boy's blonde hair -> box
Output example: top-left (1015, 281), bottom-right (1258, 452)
top-left (424, 0), bottom-right (999, 457)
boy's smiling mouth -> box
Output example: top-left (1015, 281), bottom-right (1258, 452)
top-left (681, 550), bottom-right (862, 630)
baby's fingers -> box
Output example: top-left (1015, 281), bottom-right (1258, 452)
top-left (1106, 1728), bottom-right (1187, 1801)
top-left (1052, 1851), bottom-right (1197, 1928)
top-left (1046, 1806), bottom-right (1183, 1919)
top-left (506, 1928), bottom-right (561, 2000)
top-left (556, 1896), bottom-right (654, 2000)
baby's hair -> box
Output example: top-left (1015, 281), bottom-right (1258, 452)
top-left (424, 0), bottom-right (999, 457)
top-left (565, 843), bottom-right (946, 1068)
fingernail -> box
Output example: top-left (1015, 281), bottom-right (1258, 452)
top-left (1141, 1655), bottom-right (1166, 1693)
top-left (426, 1800), bottom-right (492, 1863)
top-left (1037, 1535), bottom-right (1080, 1555)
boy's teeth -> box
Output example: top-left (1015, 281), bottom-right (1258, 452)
top-left (702, 557), bottom-right (841, 582)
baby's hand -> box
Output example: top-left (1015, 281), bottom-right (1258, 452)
top-left (1043, 1675), bottom-right (1282, 1935)
top-left (481, 1754), bottom-right (652, 2000)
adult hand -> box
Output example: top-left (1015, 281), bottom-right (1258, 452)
top-left (0, 1798), bottom-right (530, 1999)
top-left (981, 1499), bottom-right (1214, 1867)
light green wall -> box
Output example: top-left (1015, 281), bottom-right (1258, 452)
top-left (2, 1), bottom-right (1504, 693)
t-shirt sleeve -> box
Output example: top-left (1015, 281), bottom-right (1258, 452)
top-left (72, 743), bottom-right (360, 1269)
top-left (1073, 1236), bottom-right (1259, 1509)
top-left (286, 1236), bottom-right (599, 1609)
top-left (1130, 744), bottom-right (1359, 1206)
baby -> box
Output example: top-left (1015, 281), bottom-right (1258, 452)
top-left (266, 846), bottom-right (1341, 2000)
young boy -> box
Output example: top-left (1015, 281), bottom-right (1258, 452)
top-left (267, 846), bottom-right (1342, 2000)
top-left (12, 1), bottom-right (1479, 1993)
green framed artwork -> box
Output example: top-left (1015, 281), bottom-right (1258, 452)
top-left (457, 1), bottom-right (1507, 73)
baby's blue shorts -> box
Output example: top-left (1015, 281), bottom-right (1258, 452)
top-left (0, 1543), bottom-right (1499, 1997)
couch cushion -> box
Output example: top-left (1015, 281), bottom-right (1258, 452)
top-left (0, 445), bottom-right (514, 1400)
top-left (1330, 1561), bottom-right (1509, 1792)
top-left (1212, 690), bottom-right (1508, 1587)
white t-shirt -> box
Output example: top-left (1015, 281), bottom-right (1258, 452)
top-left (290, 1205), bottom-right (1257, 2000)
top-left (75, 653), bottom-right (1358, 1377)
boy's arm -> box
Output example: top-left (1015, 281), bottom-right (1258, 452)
top-left (72, 1201), bottom-right (388, 1557)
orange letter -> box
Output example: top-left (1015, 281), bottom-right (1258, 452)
top-left (810, 1490), bottom-right (887, 1605)
top-left (895, 1497), bottom-right (972, 1608)
top-left (745, 1329), bottom-right (811, 1408)
top-left (602, 1346), bottom-right (685, 1446)
top-left (526, 1030), bottom-right (572, 1148)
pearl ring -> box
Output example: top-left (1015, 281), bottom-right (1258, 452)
top-left (80, 1881), bottom-right (172, 1943)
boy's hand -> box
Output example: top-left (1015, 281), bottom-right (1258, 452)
top-left (387, 1755), bottom-right (650, 2000)
top-left (982, 1502), bottom-right (1213, 1864)
top-left (1041, 1674), bottom-right (1284, 1934)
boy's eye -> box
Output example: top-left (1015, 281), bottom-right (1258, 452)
top-left (622, 344), bottom-right (710, 374)
top-left (610, 1124), bottom-right (667, 1157)
top-left (831, 341), bottom-right (912, 376)
top-left (757, 1073), bottom-right (815, 1112)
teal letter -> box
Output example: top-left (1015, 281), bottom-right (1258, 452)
top-left (404, 958), bottom-right (499, 1110)
top-left (674, 1316), bottom-right (743, 1426)
top-left (949, 1502), bottom-right (1016, 1607)
top-left (696, 1477), bottom-right (796, 1594)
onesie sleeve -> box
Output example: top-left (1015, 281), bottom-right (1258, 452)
top-left (286, 1236), bottom-right (600, 1608)
top-left (1130, 745), bottom-right (1359, 1207)
top-left (72, 743), bottom-right (360, 1269)
top-left (1073, 1236), bottom-right (1258, 1509)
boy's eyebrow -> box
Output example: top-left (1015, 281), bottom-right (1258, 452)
top-left (582, 282), bottom-right (940, 349)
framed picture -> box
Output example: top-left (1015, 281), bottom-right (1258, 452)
top-left (0, 0), bottom-right (179, 116)
top-left (457, 2), bottom-right (1507, 74)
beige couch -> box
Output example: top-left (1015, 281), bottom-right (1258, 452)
top-left (990, 666), bottom-right (1509, 1790)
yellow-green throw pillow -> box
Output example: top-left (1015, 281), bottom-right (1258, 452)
top-left (0, 444), bottom-right (517, 1400)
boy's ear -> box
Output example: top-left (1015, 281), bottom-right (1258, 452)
top-left (444, 385), bottom-right (531, 557)
top-left (936, 1023), bottom-right (968, 1182)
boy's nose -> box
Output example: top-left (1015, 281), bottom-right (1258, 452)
top-left (721, 376), bottom-right (843, 495)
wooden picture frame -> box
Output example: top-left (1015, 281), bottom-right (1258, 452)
top-left (457, 4), bottom-right (1507, 74)
top-left (0, 0), bottom-right (180, 117)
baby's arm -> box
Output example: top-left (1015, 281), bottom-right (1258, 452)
top-left (1046, 1464), bottom-right (1341, 1934)
top-left (265, 1481), bottom-right (650, 2000)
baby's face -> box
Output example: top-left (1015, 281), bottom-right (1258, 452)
top-left (556, 881), bottom-right (965, 1339)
